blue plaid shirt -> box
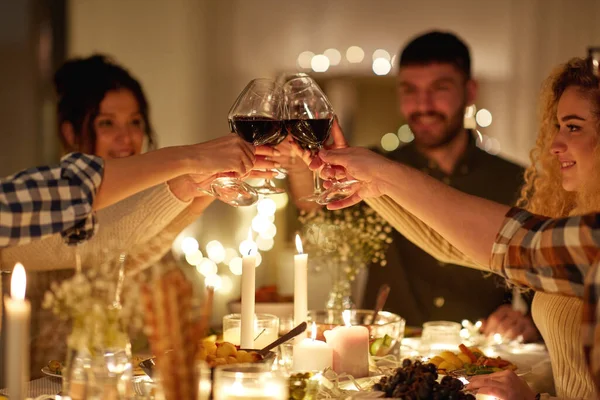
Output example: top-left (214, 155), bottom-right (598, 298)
top-left (0, 153), bottom-right (104, 247)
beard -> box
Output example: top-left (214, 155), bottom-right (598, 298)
top-left (408, 103), bottom-right (466, 150)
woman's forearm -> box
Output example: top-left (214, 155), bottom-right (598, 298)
top-left (378, 161), bottom-right (511, 266)
top-left (94, 147), bottom-right (187, 211)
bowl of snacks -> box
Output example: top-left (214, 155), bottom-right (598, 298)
top-left (307, 309), bottom-right (405, 356)
top-left (138, 340), bottom-right (276, 379)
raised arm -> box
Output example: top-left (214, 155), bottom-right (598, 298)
top-left (0, 135), bottom-right (254, 247)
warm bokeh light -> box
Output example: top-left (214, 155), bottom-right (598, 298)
top-left (297, 51), bottom-right (314, 69)
top-left (252, 215), bottom-right (271, 233)
top-left (397, 124), bottom-right (414, 143)
top-left (206, 240), bottom-right (226, 264)
top-left (257, 198), bottom-right (277, 216)
top-left (324, 48), bottom-right (341, 65)
top-left (197, 259), bottom-right (218, 277)
top-left (185, 249), bottom-right (203, 266)
top-left (476, 108), bottom-right (493, 127)
top-left (220, 275), bottom-right (233, 294)
top-left (181, 237), bottom-right (199, 255)
top-left (256, 236), bottom-right (275, 251)
top-left (381, 132), bottom-right (400, 151)
top-left (372, 58), bottom-right (391, 75)
top-left (223, 248), bottom-right (238, 266)
top-left (346, 46), bottom-right (365, 63)
top-left (229, 257), bottom-right (243, 275)
top-left (311, 54), bottom-right (330, 72)
top-left (259, 224), bottom-right (277, 240)
top-left (205, 273), bottom-right (223, 291)
top-left (272, 192), bottom-right (289, 209)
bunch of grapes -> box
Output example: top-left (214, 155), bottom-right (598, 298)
top-left (372, 359), bottom-right (476, 400)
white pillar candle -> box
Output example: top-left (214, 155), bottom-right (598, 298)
top-left (240, 244), bottom-right (257, 349)
top-left (323, 310), bottom-right (369, 378)
top-left (294, 235), bottom-right (308, 342)
top-left (293, 322), bottom-right (332, 372)
top-left (5, 263), bottom-right (30, 400)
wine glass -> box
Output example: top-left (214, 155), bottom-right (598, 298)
top-left (228, 78), bottom-right (286, 195)
top-left (283, 76), bottom-right (360, 204)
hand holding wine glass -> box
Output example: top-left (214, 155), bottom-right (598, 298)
top-left (228, 78), bottom-right (287, 194)
top-left (283, 76), bottom-right (360, 205)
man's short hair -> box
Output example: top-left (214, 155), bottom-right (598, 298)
top-left (399, 31), bottom-right (471, 79)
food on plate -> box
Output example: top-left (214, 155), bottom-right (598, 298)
top-left (429, 344), bottom-right (517, 375)
top-left (196, 340), bottom-right (263, 368)
top-left (373, 359), bottom-right (475, 399)
top-left (47, 360), bottom-right (62, 375)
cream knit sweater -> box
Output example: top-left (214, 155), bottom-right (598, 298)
top-left (365, 196), bottom-right (596, 399)
top-left (0, 183), bottom-right (192, 272)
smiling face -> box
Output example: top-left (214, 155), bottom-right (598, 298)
top-left (551, 86), bottom-right (599, 192)
top-left (92, 89), bottom-right (146, 158)
top-left (397, 63), bottom-right (477, 149)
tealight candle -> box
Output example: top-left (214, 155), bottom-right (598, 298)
top-left (213, 365), bottom-right (287, 400)
top-left (293, 322), bottom-right (333, 372)
top-left (4, 263), bottom-right (30, 400)
top-left (323, 310), bottom-right (369, 378)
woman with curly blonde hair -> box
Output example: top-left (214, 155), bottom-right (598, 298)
top-left (518, 58), bottom-right (600, 218)
top-left (304, 57), bottom-right (600, 398)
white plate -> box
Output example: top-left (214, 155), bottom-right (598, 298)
top-left (41, 367), bottom-right (62, 379)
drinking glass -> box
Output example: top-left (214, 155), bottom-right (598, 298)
top-left (228, 78), bottom-right (286, 195)
top-left (283, 76), bottom-right (360, 204)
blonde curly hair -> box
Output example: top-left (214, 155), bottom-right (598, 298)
top-left (517, 57), bottom-right (600, 217)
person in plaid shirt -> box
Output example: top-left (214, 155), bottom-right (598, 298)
top-left (304, 55), bottom-right (600, 398)
top-left (0, 134), bottom-right (257, 248)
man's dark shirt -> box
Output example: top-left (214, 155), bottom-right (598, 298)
top-left (363, 134), bottom-right (525, 326)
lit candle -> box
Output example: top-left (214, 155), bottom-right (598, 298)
top-left (240, 233), bottom-right (257, 349)
top-left (294, 234), bottom-right (308, 342)
top-left (323, 310), bottom-right (369, 378)
top-left (293, 322), bottom-right (333, 372)
top-left (4, 263), bottom-right (30, 400)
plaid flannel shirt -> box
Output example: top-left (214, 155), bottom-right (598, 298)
top-left (490, 207), bottom-right (600, 391)
top-left (0, 152), bottom-right (104, 247)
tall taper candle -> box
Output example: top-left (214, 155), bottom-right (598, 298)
top-left (5, 263), bottom-right (30, 400)
top-left (240, 246), bottom-right (257, 349)
top-left (294, 235), bottom-right (308, 342)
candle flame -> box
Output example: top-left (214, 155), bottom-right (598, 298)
top-left (295, 234), bottom-right (303, 254)
top-left (343, 309), bottom-right (351, 327)
top-left (311, 321), bottom-right (317, 341)
top-left (11, 263), bottom-right (26, 300)
top-left (247, 227), bottom-right (253, 241)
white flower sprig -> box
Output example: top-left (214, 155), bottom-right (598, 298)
top-left (42, 257), bottom-right (144, 350)
top-left (298, 203), bottom-right (393, 281)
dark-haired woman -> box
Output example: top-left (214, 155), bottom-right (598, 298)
top-left (0, 54), bottom-right (277, 379)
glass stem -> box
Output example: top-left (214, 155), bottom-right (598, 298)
top-left (311, 149), bottom-right (323, 195)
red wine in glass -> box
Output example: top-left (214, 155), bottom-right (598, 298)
top-left (284, 118), bottom-right (333, 150)
top-left (229, 116), bottom-right (283, 146)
